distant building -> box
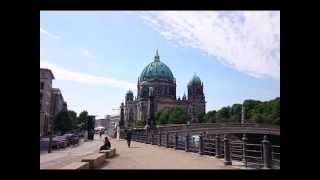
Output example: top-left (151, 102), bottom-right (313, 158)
top-left (105, 114), bottom-right (120, 137)
top-left (40, 68), bottom-right (55, 137)
top-left (50, 88), bottom-right (66, 117)
top-left (95, 118), bottom-right (107, 128)
top-left (123, 50), bottom-right (206, 128)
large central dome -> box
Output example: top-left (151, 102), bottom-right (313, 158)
top-left (140, 50), bottom-right (174, 82)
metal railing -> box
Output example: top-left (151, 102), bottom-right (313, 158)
top-left (130, 129), bottom-right (280, 169)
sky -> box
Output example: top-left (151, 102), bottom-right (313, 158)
top-left (40, 11), bottom-right (280, 119)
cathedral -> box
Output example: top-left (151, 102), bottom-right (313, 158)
top-left (123, 50), bottom-right (206, 128)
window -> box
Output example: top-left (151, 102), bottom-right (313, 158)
top-left (40, 82), bottom-right (44, 89)
top-left (40, 103), bottom-right (42, 111)
top-left (40, 93), bottom-right (43, 100)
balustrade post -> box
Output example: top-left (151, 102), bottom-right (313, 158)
top-left (262, 135), bottom-right (272, 169)
top-left (158, 132), bottom-right (162, 146)
top-left (215, 135), bottom-right (222, 158)
top-left (185, 133), bottom-right (189, 152)
top-left (145, 131), bottom-right (148, 144)
top-left (151, 132), bottom-right (154, 145)
top-left (224, 134), bottom-right (232, 165)
top-left (175, 132), bottom-right (179, 149)
top-left (199, 135), bottom-right (204, 155)
top-left (242, 134), bottom-right (248, 167)
top-left (166, 132), bottom-right (169, 148)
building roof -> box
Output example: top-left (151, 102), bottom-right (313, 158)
top-left (40, 68), bottom-right (55, 79)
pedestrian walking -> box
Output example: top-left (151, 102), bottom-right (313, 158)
top-left (99, 131), bottom-right (103, 139)
top-left (126, 129), bottom-right (132, 148)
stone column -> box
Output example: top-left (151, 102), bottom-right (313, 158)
top-left (262, 135), bottom-right (272, 169)
top-left (147, 87), bottom-right (155, 129)
top-left (215, 135), bottom-right (222, 158)
top-left (119, 103), bottom-right (125, 129)
top-left (242, 134), bottom-right (248, 167)
top-left (224, 134), bottom-right (232, 165)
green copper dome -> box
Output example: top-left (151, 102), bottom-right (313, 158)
top-left (188, 74), bottom-right (202, 86)
top-left (140, 50), bottom-right (174, 82)
top-left (126, 89), bottom-right (133, 95)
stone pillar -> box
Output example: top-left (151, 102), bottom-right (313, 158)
top-left (224, 134), bottom-right (232, 165)
top-left (242, 134), bottom-right (248, 167)
top-left (175, 132), bottom-right (179, 149)
top-left (166, 132), bottom-right (169, 148)
top-left (199, 135), bottom-right (204, 155)
top-left (215, 135), bottom-right (222, 158)
top-left (119, 103), bottom-right (125, 130)
top-left (185, 133), bottom-right (189, 152)
top-left (147, 87), bottom-right (155, 129)
top-left (262, 135), bottom-right (272, 169)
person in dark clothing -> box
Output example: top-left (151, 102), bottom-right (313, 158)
top-left (126, 129), bottom-right (132, 148)
top-left (100, 136), bottom-right (111, 151)
top-left (99, 131), bottom-right (103, 139)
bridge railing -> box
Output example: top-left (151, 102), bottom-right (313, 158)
top-left (130, 127), bottom-right (279, 169)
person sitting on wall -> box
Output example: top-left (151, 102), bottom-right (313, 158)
top-left (100, 136), bottom-right (111, 151)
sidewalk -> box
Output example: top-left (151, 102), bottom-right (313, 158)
top-left (101, 138), bottom-right (243, 169)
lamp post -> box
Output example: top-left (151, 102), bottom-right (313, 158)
top-left (48, 115), bottom-right (54, 153)
top-left (241, 103), bottom-right (245, 124)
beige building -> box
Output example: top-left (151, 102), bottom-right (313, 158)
top-left (40, 68), bottom-right (55, 137)
top-left (50, 88), bottom-right (67, 117)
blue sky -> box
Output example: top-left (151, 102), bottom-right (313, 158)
top-left (40, 11), bottom-right (280, 118)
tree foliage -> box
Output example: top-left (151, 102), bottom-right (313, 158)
top-left (203, 97), bottom-right (280, 126)
top-left (156, 107), bottom-right (188, 125)
top-left (54, 110), bottom-right (77, 134)
top-left (77, 111), bottom-right (89, 131)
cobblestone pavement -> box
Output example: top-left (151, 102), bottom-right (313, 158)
top-left (40, 135), bottom-right (244, 169)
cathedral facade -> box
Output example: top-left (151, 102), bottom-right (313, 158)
top-left (123, 50), bottom-right (206, 128)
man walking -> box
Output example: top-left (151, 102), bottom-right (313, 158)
top-left (126, 129), bottom-right (132, 148)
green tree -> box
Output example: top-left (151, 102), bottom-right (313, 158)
top-left (203, 97), bottom-right (279, 126)
top-left (77, 111), bottom-right (89, 131)
top-left (229, 104), bottom-right (242, 123)
top-left (167, 107), bottom-right (187, 124)
top-left (216, 106), bottom-right (231, 122)
top-left (198, 112), bottom-right (206, 123)
top-left (156, 108), bottom-right (170, 125)
top-left (54, 110), bottom-right (77, 134)
top-left (204, 110), bottom-right (217, 123)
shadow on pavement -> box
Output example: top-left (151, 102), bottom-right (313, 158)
top-left (108, 154), bottom-right (120, 159)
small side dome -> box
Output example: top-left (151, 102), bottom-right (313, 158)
top-left (188, 73), bottom-right (202, 86)
top-left (126, 89), bottom-right (133, 96)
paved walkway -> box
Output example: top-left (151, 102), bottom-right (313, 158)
top-left (40, 135), bottom-right (244, 169)
top-left (101, 138), bottom-right (243, 169)
top-left (40, 136), bottom-right (103, 169)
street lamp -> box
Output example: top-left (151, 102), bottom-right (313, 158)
top-left (48, 115), bottom-right (54, 153)
top-left (241, 103), bottom-right (245, 124)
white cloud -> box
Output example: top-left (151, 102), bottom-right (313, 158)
top-left (40, 60), bottom-right (136, 90)
top-left (80, 48), bottom-right (96, 59)
top-left (140, 11), bottom-right (280, 80)
top-left (40, 27), bottom-right (60, 39)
